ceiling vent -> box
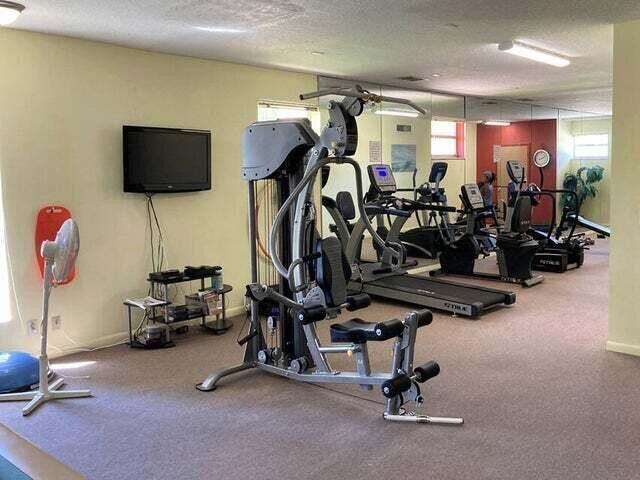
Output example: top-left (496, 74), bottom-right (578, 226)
top-left (398, 76), bottom-right (425, 82)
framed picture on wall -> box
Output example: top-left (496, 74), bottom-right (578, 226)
top-left (391, 144), bottom-right (417, 172)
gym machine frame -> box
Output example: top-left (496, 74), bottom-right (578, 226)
top-left (197, 86), bottom-right (463, 425)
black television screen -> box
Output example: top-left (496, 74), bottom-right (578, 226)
top-left (123, 125), bottom-right (211, 193)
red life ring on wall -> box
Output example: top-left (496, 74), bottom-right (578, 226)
top-left (35, 206), bottom-right (76, 284)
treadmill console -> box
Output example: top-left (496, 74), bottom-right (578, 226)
top-left (429, 162), bottom-right (448, 183)
top-left (367, 164), bottom-right (397, 194)
top-left (506, 161), bottom-right (525, 184)
top-left (461, 184), bottom-right (485, 211)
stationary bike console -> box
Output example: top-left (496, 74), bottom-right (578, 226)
top-left (461, 184), bottom-right (485, 211)
top-left (429, 162), bottom-right (448, 184)
top-left (367, 164), bottom-right (397, 194)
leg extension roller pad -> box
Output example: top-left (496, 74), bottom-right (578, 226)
top-left (413, 361), bottom-right (440, 383)
top-left (381, 374), bottom-right (412, 399)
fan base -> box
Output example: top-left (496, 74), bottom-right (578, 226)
top-left (0, 376), bottom-right (91, 416)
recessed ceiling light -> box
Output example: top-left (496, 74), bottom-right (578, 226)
top-left (194, 26), bottom-right (245, 33)
top-left (311, 51), bottom-right (325, 56)
top-left (0, 1), bottom-right (25, 26)
top-left (499, 41), bottom-right (570, 67)
top-left (484, 120), bottom-right (511, 126)
top-left (431, 73), bottom-right (441, 78)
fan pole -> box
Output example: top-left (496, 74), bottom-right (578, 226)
top-left (38, 260), bottom-right (53, 396)
top-left (0, 250), bottom-right (92, 415)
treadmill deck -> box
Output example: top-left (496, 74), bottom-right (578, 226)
top-left (351, 273), bottom-right (515, 318)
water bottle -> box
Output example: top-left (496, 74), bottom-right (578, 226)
top-left (212, 267), bottom-right (223, 290)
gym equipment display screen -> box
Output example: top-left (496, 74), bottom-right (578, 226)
top-left (123, 126), bottom-right (211, 193)
top-left (369, 164), bottom-right (397, 193)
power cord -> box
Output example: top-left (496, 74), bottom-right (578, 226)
top-left (148, 194), bottom-right (166, 272)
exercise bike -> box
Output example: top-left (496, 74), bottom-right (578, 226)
top-left (436, 162), bottom-right (544, 287)
top-left (511, 157), bottom-right (588, 273)
top-left (197, 85), bottom-right (463, 424)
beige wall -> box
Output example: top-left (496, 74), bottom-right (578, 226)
top-left (0, 29), bottom-right (316, 354)
top-left (465, 123), bottom-right (478, 191)
top-left (608, 19), bottom-right (640, 357)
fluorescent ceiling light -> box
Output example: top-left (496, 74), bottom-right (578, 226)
top-left (194, 26), bottom-right (245, 33)
top-left (375, 109), bottom-right (419, 118)
top-left (499, 41), bottom-right (570, 67)
top-left (0, 1), bottom-right (25, 26)
top-left (484, 120), bottom-right (511, 126)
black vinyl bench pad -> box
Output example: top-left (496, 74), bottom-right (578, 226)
top-left (330, 318), bottom-right (404, 344)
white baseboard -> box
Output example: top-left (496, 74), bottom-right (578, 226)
top-left (606, 340), bottom-right (640, 357)
top-left (226, 305), bottom-right (247, 318)
top-left (50, 306), bottom-right (247, 359)
top-left (50, 332), bottom-right (129, 359)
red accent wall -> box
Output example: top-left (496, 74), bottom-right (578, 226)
top-left (477, 119), bottom-right (557, 225)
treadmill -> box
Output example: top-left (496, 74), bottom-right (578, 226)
top-left (341, 164), bottom-right (516, 318)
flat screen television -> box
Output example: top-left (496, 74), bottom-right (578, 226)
top-left (123, 125), bottom-right (211, 193)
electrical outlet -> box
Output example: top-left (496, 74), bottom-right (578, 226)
top-left (27, 319), bottom-right (39, 336)
top-left (51, 315), bottom-right (62, 330)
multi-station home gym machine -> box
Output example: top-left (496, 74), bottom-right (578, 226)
top-left (197, 86), bottom-right (463, 425)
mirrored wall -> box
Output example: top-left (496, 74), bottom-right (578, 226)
top-left (316, 76), bottom-right (611, 231)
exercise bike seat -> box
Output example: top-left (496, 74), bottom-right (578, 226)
top-left (330, 318), bottom-right (404, 344)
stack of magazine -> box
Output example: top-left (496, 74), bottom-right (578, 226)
top-left (124, 296), bottom-right (167, 309)
top-left (197, 289), bottom-right (222, 315)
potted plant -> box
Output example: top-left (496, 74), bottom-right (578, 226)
top-left (560, 165), bottom-right (604, 211)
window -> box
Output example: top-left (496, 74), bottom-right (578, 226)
top-left (431, 120), bottom-right (464, 158)
top-left (257, 102), bottom-right (321, 133)
top-left (574, 133), bottom-right (609, 159)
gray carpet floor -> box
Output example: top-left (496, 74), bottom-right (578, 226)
top-left (2, 240), bottom-right (640, 480)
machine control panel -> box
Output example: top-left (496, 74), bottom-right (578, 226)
top-left (461, 183), bottom-right (485, 210)
top-left (367, 164), bottom-right (397, 194)
top-left (506, 161), bottom-right (525, 184)
top-left (429, 162), bottom-right (448, 183)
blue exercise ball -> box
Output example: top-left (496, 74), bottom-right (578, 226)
top-left (0, 352), bottom-right (40, 394)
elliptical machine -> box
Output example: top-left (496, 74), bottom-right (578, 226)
top-left (396, 162), bottom-right (457, 259)
top-left (197, 85), bottom-right (463, 425)
top-left (437, 161), bottom-right (543, 287)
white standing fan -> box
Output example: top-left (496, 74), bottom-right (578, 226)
top-left (0, 219), bottom-right (91, 415)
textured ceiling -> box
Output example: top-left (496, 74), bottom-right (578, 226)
top-left (9, 0), bottom-right (640, 114)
